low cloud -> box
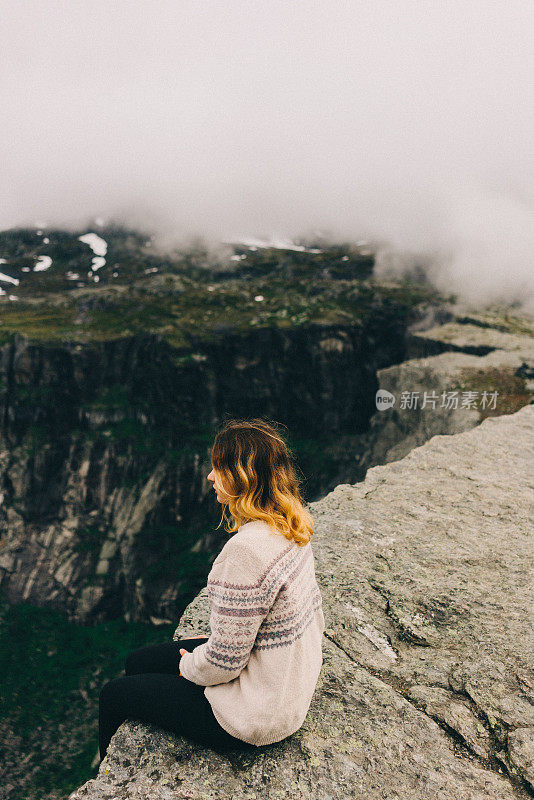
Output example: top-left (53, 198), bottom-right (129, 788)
top-left (2, 1), bottom-right (533, 311)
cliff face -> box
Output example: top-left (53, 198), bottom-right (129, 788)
top-left (0, 223), bottom-right (451, 629)
top-left (0, 316), bottom-right (404, 624)
top-left (70, 404), bottom-right (534, 800)
top-left (2, 305), bottom-right (532, 627)
top-left (357, 314), bottom-right (534, 470)
top-left (308, 307), bottom-right (534, 492)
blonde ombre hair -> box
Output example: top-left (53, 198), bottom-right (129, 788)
top-left (211, 417), bottom-right (314, 546)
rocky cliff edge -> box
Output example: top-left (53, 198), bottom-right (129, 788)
top-left (69, 404), bottom-right (534, 800)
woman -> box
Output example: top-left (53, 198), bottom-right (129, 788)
top-left (98, 417), bottom-right (325, 762)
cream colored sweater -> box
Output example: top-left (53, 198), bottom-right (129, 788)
top-left (178, 519), bottom-right (325, 746)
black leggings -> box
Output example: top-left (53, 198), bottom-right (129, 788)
top-left (98, 637), bottom-right (254, 761)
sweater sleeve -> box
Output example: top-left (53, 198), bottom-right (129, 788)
top-left (179, 552), bottom-right (269, 686)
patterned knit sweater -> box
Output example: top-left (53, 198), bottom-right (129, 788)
top-left (178, 518), bottom-right (325, 746)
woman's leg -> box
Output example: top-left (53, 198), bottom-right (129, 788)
top-left (98, 670), bottom-right (245, 761)
top-left (124, 637), bottom-right (209, 676)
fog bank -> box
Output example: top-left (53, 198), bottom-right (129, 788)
top-left (2, 1), bottom-right (533, 310)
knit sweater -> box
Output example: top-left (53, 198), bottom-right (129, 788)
top-left (178, 518), bottom-right (325, 746)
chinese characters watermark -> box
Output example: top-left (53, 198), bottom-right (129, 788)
top-left (375, 388), bottom-right (499, 412)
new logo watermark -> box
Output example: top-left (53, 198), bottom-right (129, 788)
top-left (375, 389), bottom-right (499, 411)
top-left (375, 389), bottom-right (396, 411)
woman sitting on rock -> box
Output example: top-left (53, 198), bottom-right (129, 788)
top-left (98, 417), bottom-right (325, 761)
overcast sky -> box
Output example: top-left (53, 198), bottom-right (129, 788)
top-left (1, 1), bottom-right (533, 309)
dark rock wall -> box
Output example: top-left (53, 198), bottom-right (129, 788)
top-left (0, 313), bottom-right (407, 624)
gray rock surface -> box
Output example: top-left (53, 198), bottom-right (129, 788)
top-left (414, 319), bottom-right (534, 362)
top-left (362, 310), bottom-right (534, 468)
top-left (70, 404), bottom-right (534, 799)
top-left (319, 306), bottom-right (534, 491)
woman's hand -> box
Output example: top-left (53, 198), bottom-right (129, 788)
top-left (178, 637), bottom-right (204, 676)
top-left (179, 647), bottom-right (187, 677)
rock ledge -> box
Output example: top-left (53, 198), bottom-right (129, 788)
top-left (70, 405), bottom-right (534, 800)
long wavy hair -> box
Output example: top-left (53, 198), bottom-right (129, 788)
top-left (211, 417), bottom-right (313, 546)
